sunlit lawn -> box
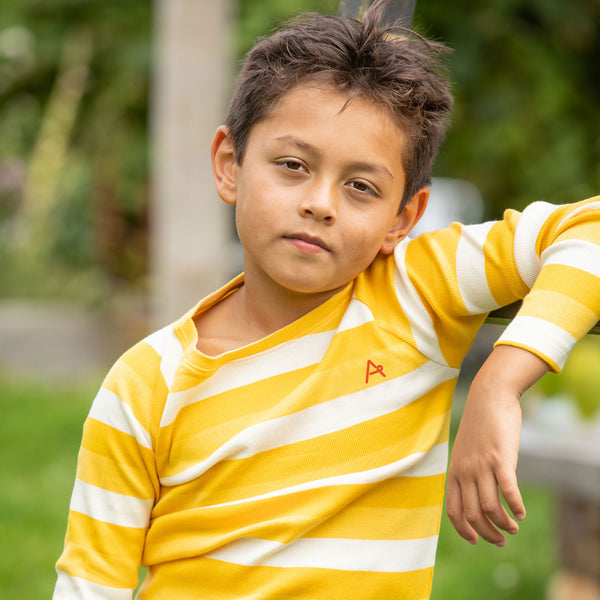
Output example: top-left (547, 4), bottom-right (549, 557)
top-left (0, 375), bottom-right (557, 599)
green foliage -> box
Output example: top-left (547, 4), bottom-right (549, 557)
top-left (535, 336), bottom-right (600, 419)
top-left (0, 0), bottom-right (150, 301)
top-left (237, 0), bottom-right (337, 55)
top-left (414, 0), bottom-right (600, 217)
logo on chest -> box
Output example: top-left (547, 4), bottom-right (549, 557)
top-left (365, 359), bottom-right (386, 384)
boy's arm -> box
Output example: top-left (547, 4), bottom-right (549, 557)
top-left (446, 198), bottom-right (600, 545)
top-left (53, 339), bottom-right (163, 598)
top-left (446, 345), bottom-right (549, 546)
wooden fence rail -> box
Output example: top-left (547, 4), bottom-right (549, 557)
top-left (487, 303), bottom-right (600, 335)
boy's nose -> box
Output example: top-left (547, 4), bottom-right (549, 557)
top-left (299, 183), bottom-right (337, 223)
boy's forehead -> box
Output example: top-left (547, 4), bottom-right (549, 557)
top-left (259, 80), bottom-right (404, 139)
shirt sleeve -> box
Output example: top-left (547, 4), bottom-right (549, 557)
top-left (53, 336), bottom-right (168, 599)
top-left (399, 196), bottom-right (600, 371)
top-left (494, 197), bottom-right (600, 372)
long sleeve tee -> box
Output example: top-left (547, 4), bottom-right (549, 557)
top-left (54, 198), bottom-right (600, 600)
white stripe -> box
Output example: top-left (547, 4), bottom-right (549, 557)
top-left (54, 571), bottom-right (133, 600)
top-left (70, 479), bottom-right (153, 528)
top-left (159, 361), bottom-right (457, 485)
top-left (556, 199), bottom-right (600, 230)
top-left (144, 324), bottom-right (183, 389)
top-left (89, 388), bottom-right (152, 450)
top-left (204, 535), bottom-right (438, 573)
top-left (513, 201), bottom-right (556, 287)
top-left (497, 315), bottom-right (577, 370)
top-left (541, 239), bottom-right (600, 279)
top-left (456, 221), bottom-right (500, 314)
top-left (400, 440), bottom-right (448, 478)
top-left (337, 297), bottom-right (375, 331)
top-left (186, 442), bottom-right (449, 511)
top-left (393, 239), bottom-right (447, 365)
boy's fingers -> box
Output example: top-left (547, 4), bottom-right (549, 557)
top-left (496, 467), bottom-right (526, 523)
top-left (476, 475), bottom-right (519, 536)
top-left (446, 477), bottom-right (479, 545)
top-left (460, 479), bottom-right (507, 547)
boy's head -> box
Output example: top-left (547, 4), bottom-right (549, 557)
top-left (224, 0), bottom-right (453, 211)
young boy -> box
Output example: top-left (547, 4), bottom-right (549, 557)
top-left (53, 1), bottom-right (600, 598)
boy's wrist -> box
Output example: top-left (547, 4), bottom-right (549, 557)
top-left (474, 344), bottom-right (550, 399)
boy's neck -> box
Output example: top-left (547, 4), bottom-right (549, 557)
top-left (239, 274), bottom-right (343, 333)
top-left (195, 272), bottom-right (345, 357)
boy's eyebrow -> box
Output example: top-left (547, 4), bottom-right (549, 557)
top-left (274, 135), bottom-right (322, 159)
top-left (273, 135), bottom-right (394, 180)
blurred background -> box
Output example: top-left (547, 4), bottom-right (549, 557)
top-left (0, 0), bottom-right (598, 598)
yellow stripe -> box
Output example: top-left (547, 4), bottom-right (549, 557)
top-left (58, 512), bottom-right (145, 588)
top-left (165, 386), bottom-right (452, 506)
top-left (147, 473), bottom-right (446, 559)
top-left (308, 504), bottom-right (442, 540)
top-left (348, 472), bottom-right (447, 509)
top-left (147, 484), bottom-right (386, 559)
top-left (535, 198), bottom-right (599, 253)
top-left (79, 419), bottom-right (157, 498)
top-left (103, 345), bottom-right (168, 437)
top-left (157, 363), bottom-right (318, 464)
top-left (138, 557), bottom-right (434, 600)
top-left (406, 227), bottom-right (462, 318)
top-left (533, 265), bottom-right (600, 314)
top-left (555, 220), bottom-right (600, 243)
top-left (484, 220), bottom-right (530, 306)
top-left (520, 288), bottom-right (599, 339)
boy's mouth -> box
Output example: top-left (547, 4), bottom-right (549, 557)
top-left (284, 233), bottom-right (330, 253)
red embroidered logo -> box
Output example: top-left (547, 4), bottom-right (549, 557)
top-left (365, 360), bottom-right (386, 384)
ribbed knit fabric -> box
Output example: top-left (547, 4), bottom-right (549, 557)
top-left (54, 198), bottom-right (600, 599)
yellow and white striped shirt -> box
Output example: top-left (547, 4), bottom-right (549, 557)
top-left (54, 198), bottom-right (600, 600)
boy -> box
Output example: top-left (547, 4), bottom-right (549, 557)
top-left (53, 1), bottom-right (600, 598)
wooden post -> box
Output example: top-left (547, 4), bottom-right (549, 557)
top-left (151, 0), bottom-right (239, 329)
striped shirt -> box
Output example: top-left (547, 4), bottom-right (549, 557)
top-left (54, 198), bottom-right (600, 599)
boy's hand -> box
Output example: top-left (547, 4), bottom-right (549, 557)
top-left (446, 345), bottom-right (549, 546)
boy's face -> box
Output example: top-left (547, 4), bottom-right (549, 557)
top-left (212, 83), bottom-right (427, 301)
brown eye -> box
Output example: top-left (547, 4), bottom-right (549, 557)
top-left (348, 180), bottom-right (377, 196)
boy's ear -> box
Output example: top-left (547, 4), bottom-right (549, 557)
top-left (380, 187), bottom-right (430, 255)
top-left (211, 125), bottom-right (238, 205)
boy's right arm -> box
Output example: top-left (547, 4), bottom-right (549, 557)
top-left (53, 340), bottom-right (164, 599)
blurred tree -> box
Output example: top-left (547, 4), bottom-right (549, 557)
top-left (0, 0), bottom-right (151, 301)
top-left (414, 0), bottom-right (600, 217)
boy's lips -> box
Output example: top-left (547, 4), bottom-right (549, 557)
top-left (283, 232), bottom-right (331, 253)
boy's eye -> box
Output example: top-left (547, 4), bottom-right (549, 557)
top-left (347, 180), bottom-right (377, 196)
top-left (278, 160), bottom-right (306, 172)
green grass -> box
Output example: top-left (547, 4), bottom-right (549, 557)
top-left (0, 373), bottom-right (97, 599)
top-left (432, 487), bottom-right (557, 599)
top-left (0, 375), bottom-right (557, 599)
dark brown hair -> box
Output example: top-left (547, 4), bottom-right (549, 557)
top-left (224, 0), bottom-right (453, 210)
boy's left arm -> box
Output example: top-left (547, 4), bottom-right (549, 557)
top-left (446, 197), bottom-right (600, 546)
top-left (446, 345), bottom-right (548, 547)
